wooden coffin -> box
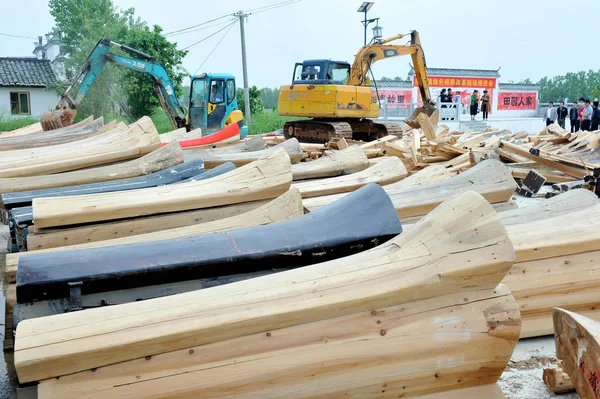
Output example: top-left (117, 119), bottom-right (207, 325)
top-left (304, 159), bottom-right (516, 217)
top-left (25, 197), bottom-right (267, 250)
top-left (16, 184), bottom-right (402, 304)
top-left (0, 125), bottom-right (177, 193)
top-left (0, 121), bottom-right (43, 137)
top-left (1, 159), bottom-right (205, 210)
top-left (159, 128), bottom-right (202, 143)
top-left (14, 190), bottom-right (519, 397)
top-left (291, 145), bottom-right (370, 180)
top-left (291, 156), bottom-right (407, 198)
top-left (183, 135), bottom-right (264, 153)
top-left (184, 138), bottom-right (303, 168)
top-left (0, 117), bottom-right (160, 178)
top-left (553, 308), bottom-right (600, 399)
top-left (32, 149), bottom-right (293, 229)
top-left (5, 188), bottom-right (304, 284)
top-left (0, 116), bottom-right (103, 151)
top-left (502, 195), bottom-right (600, 338)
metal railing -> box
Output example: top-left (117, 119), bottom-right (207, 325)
top-left (379, 100), bottom-right (462, 121)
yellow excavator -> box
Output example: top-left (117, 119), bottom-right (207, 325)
top-left (278, 30), bottom-right (436, 142)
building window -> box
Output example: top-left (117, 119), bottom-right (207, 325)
top-left (10, 92), bottom-right (30, 115)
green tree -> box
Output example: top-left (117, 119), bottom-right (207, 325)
top-left (49, 0), bottom-right (187, 121)
top-left (260, 87), bottom-right (279, 109)
top-left (119, 23), bottom-right (188, 118)
top-left (538, 70), bottom-right (600, 102)
top-left (237, 86), bottom-right (263, 116)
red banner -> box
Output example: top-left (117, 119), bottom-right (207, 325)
top-left (414, 76), bottom-right (496, 89)
top-left (497, 92), bottom-right (536, 110)
top-left (371, 89), bottom-right (412, 108)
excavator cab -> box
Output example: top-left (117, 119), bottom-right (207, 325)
top-left (187, 73), bottom-right (244, 135)
top-left (292, 60), bottom-right (351, 84)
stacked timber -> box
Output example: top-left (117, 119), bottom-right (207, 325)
top-left (0, 140), bottom-right (184, 193)
top-left (13, 190), bottom-right (520, 398)
top-left (0, 116), bottom-right (106, 150)
top-left (0, 117), bottom-right (160, 178)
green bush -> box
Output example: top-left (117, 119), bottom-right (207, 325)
top-left (149, 107), bottom-right (175, 133)
top-left (248, 110), bottom-right (302, 135)
top-left (0, 115), bottom-right (39, 132)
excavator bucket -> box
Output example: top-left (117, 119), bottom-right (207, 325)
top-left (404, 106), bottom-right (437, 129)
top-left (40, 108), bottom-right (77, 131)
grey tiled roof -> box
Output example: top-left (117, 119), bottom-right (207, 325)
top-left (408, 66), bottom-right (501, 78)
top-left (372, 80), bottom-right (413, 88)
top-left (498, 83), bottom-right (539, 91)
top-left (0, 57), bottom-right (58, 87)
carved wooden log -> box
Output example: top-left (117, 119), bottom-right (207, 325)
top-left (16, 184), bottom-right (402, 304)
top-left (0, 116), bottom-right (102, 151)
top-left (0, 122), bottom-right (43, 137)
top-left (8, 163), bottom-right (234, 228)
top-left (32, 149), bottom-right (293, 228)
top-left (14, 190), bottom-right (519, 393)
top-left (291, 146), bottom-right (369, 180)
top-left (292, 156), bottom-right (407, 198)
top-left (0, 117), bottom-right (160, 178)
top-left (553, 308), bottom-right (600, 399)
top-left (1, 159), bottom-right (204, 210)
top-left (304, 160), bottom-right (516, 216)
top-left (184, 138), bottom-right (303, 168)
top-left (183, 135), bottom-right (264, 153)
top-left (4, 189), bottom-right (304, 283)
top-left (0, 138), bottom-right (182, 193)
top-left (25, 199), bottom-right (266, 250)
top-left (159, 128), bottom-right (201, 143)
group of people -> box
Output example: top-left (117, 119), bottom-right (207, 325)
top-left (545, 98), bottom-right (600, 132)
top-left (469, 89), bottom-right (491, 122)
top-left (439, 88), bottom-right (456, 103)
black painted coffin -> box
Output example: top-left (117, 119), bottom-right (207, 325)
top-left (16, 184), bottom-right (402, 304)
top-left (1, 159), bottom-right (205, 209)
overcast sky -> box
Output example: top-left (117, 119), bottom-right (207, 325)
top-left (2, 0), bottom-right (600, 88)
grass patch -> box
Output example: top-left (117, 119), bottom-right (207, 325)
top-left (0, 115), bottom-right (39, 132)
top-left (149, 107), bottom-right (175, 134)
top-left (248, 109), bottom-right (303, 135)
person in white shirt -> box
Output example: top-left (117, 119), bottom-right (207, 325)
top-left (544, 102), bottom-right (558, 126)
top-left (582, 99), bottom-right (594, 131)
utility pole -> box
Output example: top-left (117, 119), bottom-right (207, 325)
top-left (235, 10), bottom-right (251, 125)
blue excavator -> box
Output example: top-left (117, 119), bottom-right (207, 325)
top-left (41, 37), bottom-right (244, 134)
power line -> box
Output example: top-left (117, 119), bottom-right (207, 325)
top-left (163, 14), bottom-right (232, 36)
top-left (181, 21), bottom-right (237, 51)
top-left (164, 19), bottom-right (236, 38)
top-left (193, 22), bottom-right (236, 76)
top-left (248, 0), bottom-right (303, 14)
top-left (0, 32), bottom-right (37, 40)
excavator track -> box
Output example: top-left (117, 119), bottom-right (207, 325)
top-left (283, 120), bottom-right (353, 144)
top-left (284, 119), bottom-right (403, 144)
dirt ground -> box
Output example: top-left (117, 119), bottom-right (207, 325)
top-left (0, 224), bottom-right (581, 399)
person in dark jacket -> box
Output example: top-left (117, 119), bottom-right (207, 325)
top-left (592, 101), bottom-right (600, 131)
top-left (570, 103), bottom-right (580, 132)
top-left (439, 89), bottom-right (447, 103)
top-left (446, 88), bottom-right (453, 103)
top-left (557, 102), bottom-right (568, 129)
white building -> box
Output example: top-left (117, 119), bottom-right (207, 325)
top-left (0, 30), bottom-right (65, 118)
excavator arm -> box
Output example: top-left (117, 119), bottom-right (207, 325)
top-left (347, 31), bottom-right (433, 107)
top-left (42, 37), bottom-right (187, 131)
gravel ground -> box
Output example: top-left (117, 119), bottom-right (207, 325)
top-left (0, 222), bottom-right (581, 399)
